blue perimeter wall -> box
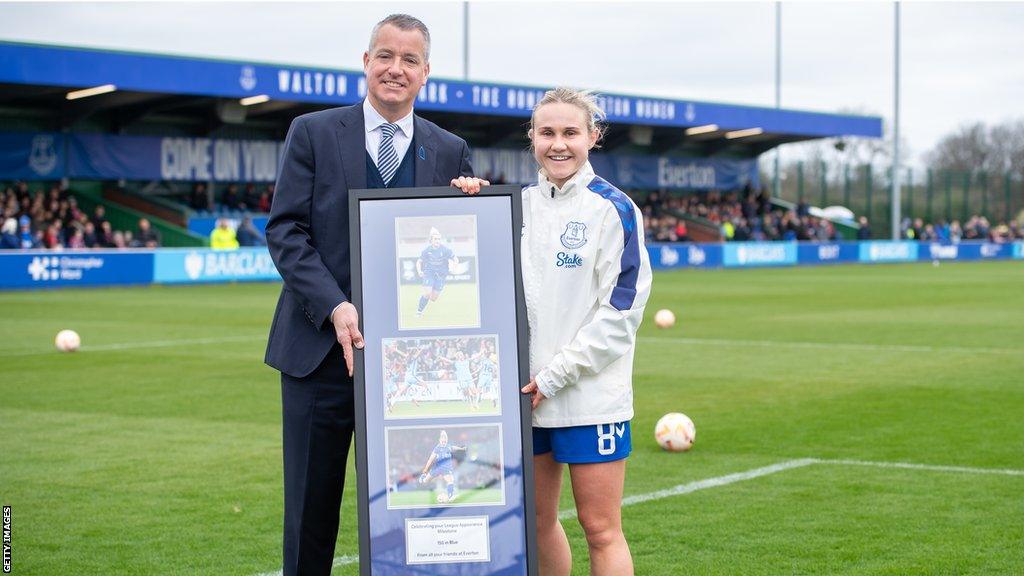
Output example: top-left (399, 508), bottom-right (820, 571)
top-left (1, 241), bottom-right (1021, 290)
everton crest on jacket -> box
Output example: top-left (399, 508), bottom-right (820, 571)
top-left (521, 162), bottom-right (653, 428)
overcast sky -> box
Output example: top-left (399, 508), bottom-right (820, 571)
top-left (1, 1), bottom-right (1022, 166)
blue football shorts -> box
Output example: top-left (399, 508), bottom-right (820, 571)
top-left (421, 272), bottom-right (446, 291)
top-left (533, 421), bottom-right (632, 464)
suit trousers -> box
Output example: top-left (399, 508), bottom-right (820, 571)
top-left (281, 344), bottom-right (354, 576)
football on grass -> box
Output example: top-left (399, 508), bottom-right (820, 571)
top-left (654, 309), bottom-right (676, 329)
top-left (55, 329), bottom-right (81, 352)
top-left (655, 412), bottom-right (695, 452)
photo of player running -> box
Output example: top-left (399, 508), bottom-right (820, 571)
top-left (385, 424), bottom-right (505, 509)
top-left (381, 335), bottom-right (502, 419)
top-left (416, 227), bottom-right (457, 317)
top-left (395, 215), bottom-right (480, 330)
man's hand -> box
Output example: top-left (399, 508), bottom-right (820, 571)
top-left (331, 302), bottom-right (364, 377)
top-left (520, 378), bottom-right (547, 410)
top-left (450, 176), bottom-right (490, 195)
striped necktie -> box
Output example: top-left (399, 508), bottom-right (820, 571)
top-left (377, 122), bottom-right (400, 186)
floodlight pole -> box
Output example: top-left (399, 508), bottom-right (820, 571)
top-left (463, 1), bottom-right (470, 80)
top-left (773, 1), bottom-right (782, 198)
top-left (891, 1), bottom-right (902, 239)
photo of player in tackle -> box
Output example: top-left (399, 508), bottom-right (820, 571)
top-left (395, 215), bottom-right (480, 330)
top-left (385, 424), bottom-right (505, 509)
top-left (382, 335), bottom-right (501, 419)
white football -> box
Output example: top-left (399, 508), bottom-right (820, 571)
top-left (435, 492), bottom-right (449, 504)
top-left (655, 412), bottom-right (696, 452)
top-left (654, 309), bottom-right (676, 329)
top-left (55, 329), bottom-right (81, 352)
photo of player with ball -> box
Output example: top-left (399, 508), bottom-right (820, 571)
top-left (385, 424), bottom-right (505, 509)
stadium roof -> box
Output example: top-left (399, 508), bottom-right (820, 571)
top-left (0, 40), bottom-right (882, 156)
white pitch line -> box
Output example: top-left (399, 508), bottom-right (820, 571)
top-left (559, 458), bottom-right (817, 520)
top-left (249, 457), bottom-right (1024, 574)
top-left (814, 458), bottom-right (1024, 477)
top-left (0, 335), bottom-right (265, 357)
top-left (641, 336), bottom-right (1020, 356)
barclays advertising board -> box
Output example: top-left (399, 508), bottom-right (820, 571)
top-left (858, 241), bottom-right (919, 263)
top-left (1015, 242), bottom-right (1024, 259)
top-left (722, 242), bottom-right (798, 267)
top-left (0, 251), bottom-right (153, 289)
top-left (153, 248), bottom-right (280, 283)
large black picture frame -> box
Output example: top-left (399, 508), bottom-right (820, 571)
top-left (349, 185), bottom-right (537, 575)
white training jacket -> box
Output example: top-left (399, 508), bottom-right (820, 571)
top-left (522, 162), bottom-right (652, 428)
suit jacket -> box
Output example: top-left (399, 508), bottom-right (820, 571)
top-left (265, 103), bottom-right (474, 377)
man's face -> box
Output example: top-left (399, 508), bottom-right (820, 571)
top-left (363, 24), bottom-right (429, 118)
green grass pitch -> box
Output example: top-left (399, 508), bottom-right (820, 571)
top-left (387, 488), bottom-right (504, 508)
top-left (1, 261), bottom-right (1022, 574)
top-left (398, 282), bottom-right (480, 330)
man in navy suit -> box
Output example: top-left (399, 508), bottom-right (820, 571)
top-left (264, 14), bottom-right (486, 575)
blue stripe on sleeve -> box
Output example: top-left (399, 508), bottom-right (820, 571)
top-left (586, 176), bottom-right (640, 311)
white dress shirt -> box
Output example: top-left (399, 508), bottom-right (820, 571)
top-left (363, 98), bottom-right (414, 168)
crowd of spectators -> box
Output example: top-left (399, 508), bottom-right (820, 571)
top-left (1, 182), bottom-right (160, 250)
top-left (901, 215), bottom-right (1023, 243)
top-left (637, 185), bottom-right (1024, 244)
top-left (639, 186), bottom-right (840, 243)
top-left (187, 182), bottom-right (274, 214)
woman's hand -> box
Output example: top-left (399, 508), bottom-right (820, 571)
top-left (450, 176), bottom-right (490, 195)
top-left (521, 379), bottom-right (547, 410)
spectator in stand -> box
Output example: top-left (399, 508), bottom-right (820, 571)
top-left (674, 219), bottom-right (689, 242)
top-left (190, 183), bottom-right (211, 211)
top-left (242, 183), bottom-right (260, 210)
top-left (82, 221), bottom-right (98, 248)
top-left (1, 218), bottom-right (18, 249)
top-left (210, 218), bottom-right (239, 250)
top-left (90, 205), bottom-right (108, 231)
top-left (733, 217), bottom-right (751, 241)
top-left (112, 230), bottom-right (128, 249)
top-left (856, 216), bottom-right (872, 240)
top-left (43, 222), bottom-right (63, 249)
top-left (99, 221), bottom-right (115, 248)
top-left (67, 228), bottom-right (85, 249)
top-left (236, 216), bottom-right (266, 247)
top-left (133, 218), bottom-right (161, 248)
top-left (258, 189), bottom-right (272, 213)
top-left (18, 215), bottom-right (36, 248)
top-left (221, 184), bottom-right (240, 212)
top-left (942, 217), bottom-right (958, 239)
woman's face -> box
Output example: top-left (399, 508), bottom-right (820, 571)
top-left (530, 102), bottom-right (598, 189)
